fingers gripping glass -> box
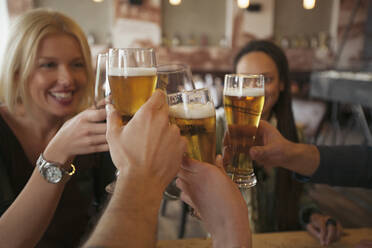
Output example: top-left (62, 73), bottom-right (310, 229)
top-left (105, 48), bottom-right (157, 194)
top-left (223, 74), bottom-right (265, 189)
top-left (165, 88), bottom-right (216, 200)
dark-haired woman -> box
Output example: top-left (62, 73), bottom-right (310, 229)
top-left (221, 40), bottom-right (342, 246)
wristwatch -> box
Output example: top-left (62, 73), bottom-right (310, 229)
top-left (36, 154), bottom-right (76, 184)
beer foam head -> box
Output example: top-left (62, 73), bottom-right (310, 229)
top-left (169, 102), bottom-right (215, 119)
top-left (109, 67), bottom-right (156, 77)
top-left (224, 88), bottom-right (264, 97)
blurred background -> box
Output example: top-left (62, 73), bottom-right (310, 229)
top-left (1, 0), bottom-right (372, 240)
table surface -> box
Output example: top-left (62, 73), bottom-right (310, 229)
top-left (157, 228), bottom-right (372, 248)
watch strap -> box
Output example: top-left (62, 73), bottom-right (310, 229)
top-left (37, 154), bottom-right (76, 177)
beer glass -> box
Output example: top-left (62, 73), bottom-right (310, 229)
top-left (108, 48), bottom-right (157, 124)
top-left (94, 53), bottom-right (110, 109)
top-left (157, 64), bottom-right (196, 200)
top-left (157, 64), bottom-right (194, 94)
top-left (168, 88), bottom-right (216, 164)
top-left (223, 74), bottom-right (265, 189)
top-left (106, 48), bottom-right (157, 193)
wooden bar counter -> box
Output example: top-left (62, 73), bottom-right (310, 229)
top-left (157, 228), bottom-right (372, 248)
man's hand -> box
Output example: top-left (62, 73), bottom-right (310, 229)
top-left (106, 90), bottom-right (187, 193)
top-left (176, 156), bottom-right (251, 248)
top-left (249, 120), bottom-right (320, 177)
top-left (84, 90), bottom-right (187, 248)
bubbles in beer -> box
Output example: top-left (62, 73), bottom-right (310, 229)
top-left (109, 67), bottom-right (157, 77)
top-left (169, 102), bottom-right (215, 119)
top-left (224, 88), bottom-right (264, 97)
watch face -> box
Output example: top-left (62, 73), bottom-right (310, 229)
top-left (43, 164), bottom-right (63, 184)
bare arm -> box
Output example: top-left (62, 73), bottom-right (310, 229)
top-left (177, 156), bottom-right (252, 248)
top-left (83, 90), bottom-right (187, 248)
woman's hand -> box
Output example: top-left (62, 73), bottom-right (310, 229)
top-left (43, 107), bottom-right (108, 164)
top-left (306, 213), bottom-right (343, 246)
top-left (176, 156), bottom-right (251, 248)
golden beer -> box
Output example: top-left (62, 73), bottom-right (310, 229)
top-left (224, 88), bottom-right (264, 185)
top-left (169, 102), bottom-right (216, 164)
top-left (108, 67), bottom-right (157, 124)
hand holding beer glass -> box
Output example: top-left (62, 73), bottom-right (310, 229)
top-left (105, 48), bottom-right (157, 193)
top-left (223, 74), bottom-right (264, 189)
top-left (166, 89), bottom-right (216, 199)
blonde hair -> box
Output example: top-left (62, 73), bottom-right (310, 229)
top-left (0, 8), bottom-right (93, 113)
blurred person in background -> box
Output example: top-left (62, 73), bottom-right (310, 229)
top-left (220, 40), bottom-right (342, 246)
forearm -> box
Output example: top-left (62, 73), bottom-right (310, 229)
top-left (83, 172), bottom-right (163, 248)
top-left (284, 143), bottom-right (320, 177)
top-left (0, 168), bottom-right (66, 247)
top-left (212, 223), bottom-right (252, 248)
top-left (211, 198), bottom-right (252, 248)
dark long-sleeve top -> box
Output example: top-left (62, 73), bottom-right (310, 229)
top-left (0, 115), bottom-right (116, 247)
top-left (308, 146), bottom-right (372, 188)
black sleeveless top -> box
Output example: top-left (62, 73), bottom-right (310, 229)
top-left (0, 115), bottom-right (115, 247)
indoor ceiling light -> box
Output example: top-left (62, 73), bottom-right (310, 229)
top-left (169, 0), bottom-right (182, 6)
top-left (303, 0), bottom-right (316, 10)
top-left (237, 0), bottom-right (250, 9)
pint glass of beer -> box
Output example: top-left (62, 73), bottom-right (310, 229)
top-left (168, 88), bottom-right (216, 165)
top-left (158, 64), bottom-right (195, 199)
top-left (108, 48), bottom-right (157, 124)
top-left (223, 74), bottom-right (265, 189)
top-left (165, 89), bottom-right (216, 199)
top-left (105, 48), bottom-right (157, 193)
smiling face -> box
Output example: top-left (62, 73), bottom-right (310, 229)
top-left (236, 51), bottom-right (284, 120)
top-left (26, 33), bottom-right (87, 119)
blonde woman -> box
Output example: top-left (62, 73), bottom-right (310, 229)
top-left (0, 9), bottom-right (115, 247)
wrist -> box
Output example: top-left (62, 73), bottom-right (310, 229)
top-left (286, 143), bottom-right (319, 176)
top-left (211, 216), bottom-right (251, 248)
top-left (116, 169), bottom-right (164, 205)
top-left (300, 206), bottom-right (322, 227)
top-left (43, 143), bottom-right (71, 166)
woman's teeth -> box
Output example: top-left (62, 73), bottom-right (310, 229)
top-left (51, 92), bottom-right (72, 100)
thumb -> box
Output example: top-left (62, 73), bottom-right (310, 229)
top-left (215, 154), bottom-right (226, 173)
top-left (249, 146), bottom-right (266, 162)
top-left (106, 104), bottom-right (123, 140)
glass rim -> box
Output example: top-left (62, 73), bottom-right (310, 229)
top-left (109, 47), bottom-right (155, 53)
top-left (97, 52), bottom-right (108, 57)
top-left (225, 73), bottom-right (264, 79)
top-left (157, 63), bottom-right (190, 74)
top-left (167, 88), bottom-right (209, 98)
